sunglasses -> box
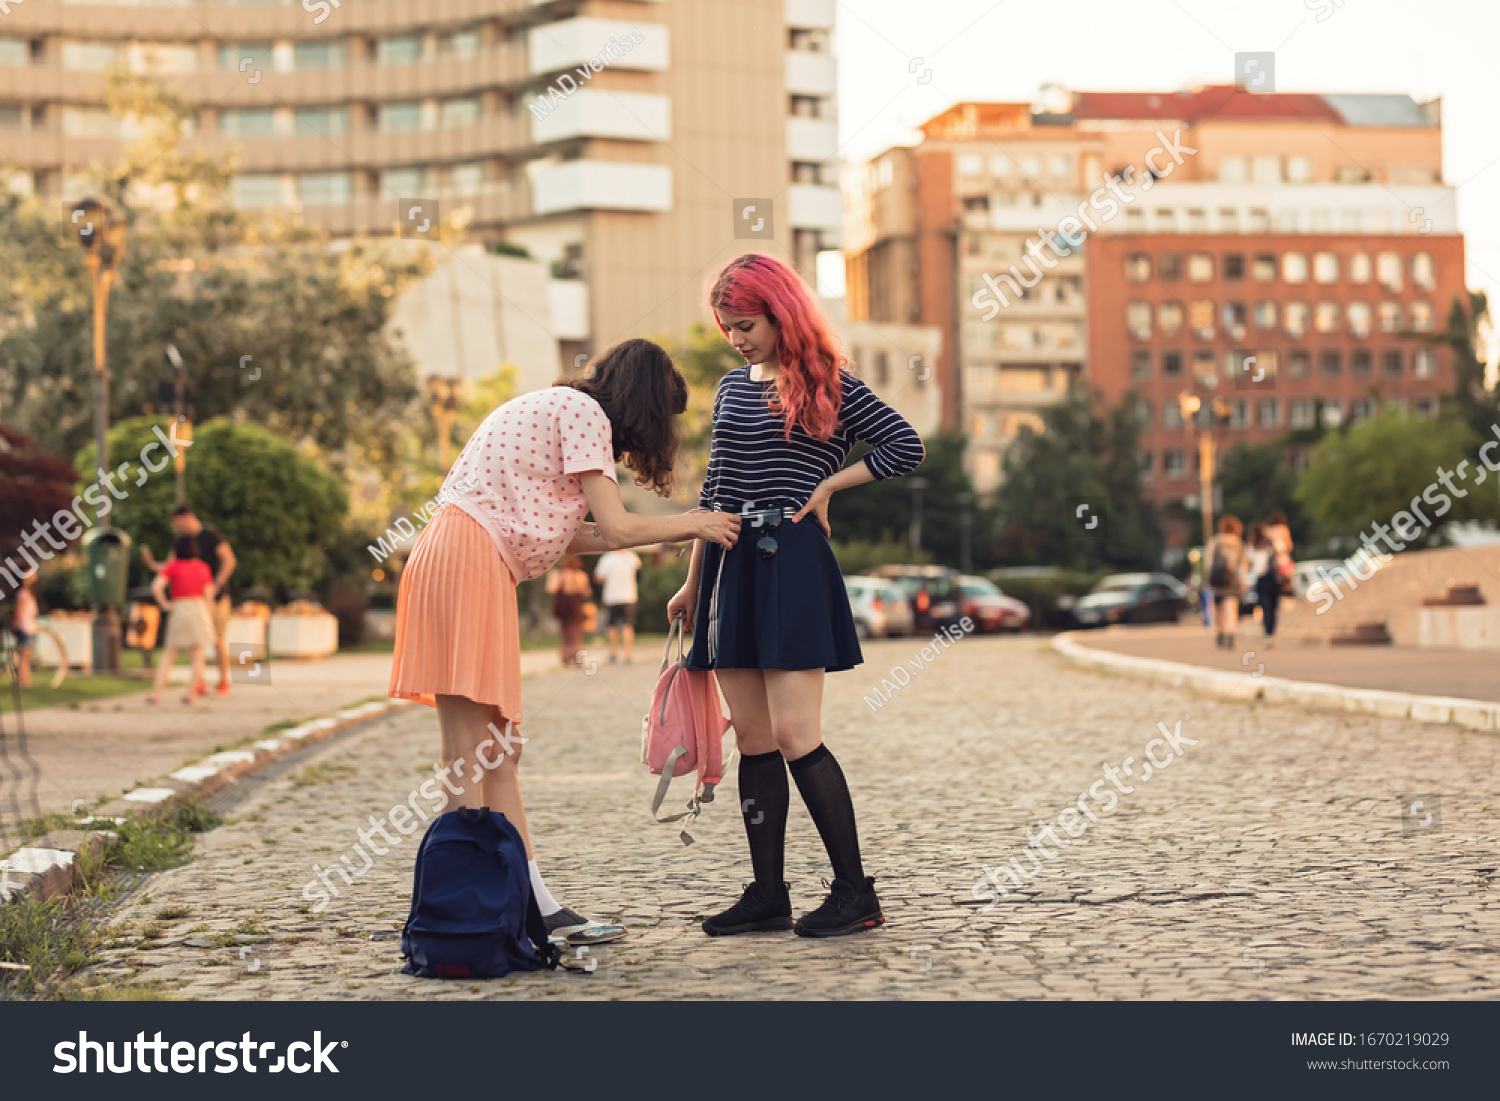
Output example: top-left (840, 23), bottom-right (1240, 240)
top-left (756, 515), bottom-right (782, 561)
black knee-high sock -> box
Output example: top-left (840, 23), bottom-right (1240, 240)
top-left (787, 744), bottom-right (865, 883)
top-left (738, 749), bottom-right (789, 888)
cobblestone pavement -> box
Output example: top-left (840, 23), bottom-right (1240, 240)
top-left (77, 636), bottom-right (1500, 1000)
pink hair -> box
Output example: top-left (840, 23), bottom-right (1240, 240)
top-left (708, 252), bottom-right (847, 441)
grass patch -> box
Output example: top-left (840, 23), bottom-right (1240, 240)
top-left (154, 905), bottom-right (192, 922)
top-left (0, 898), bottom-right (99, 996)
top-left (292, 761), bottom-right (356, 788)
top-left (0, 676), bottom-right (148, 714)
top-left (105, 799), bottom-right (221, 874)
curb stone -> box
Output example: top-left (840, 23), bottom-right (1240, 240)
top-left (0, 699), bottom-right (414, 908)
top-left (1051, 633), bottom-right (1500, 731)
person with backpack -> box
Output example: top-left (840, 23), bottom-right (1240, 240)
top-left (390, 340), bottom-right (741, 951)
top-left (1248, 522), bottom-right (1284, 647)
top-left (1205, 514), bottom-right (1246, 649)
top-left (668, 252), bottom-right (925, 939)
top-left (546, 556), bottom-right (593, 667)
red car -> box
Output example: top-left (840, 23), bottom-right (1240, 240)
top-left (958, 575), bottom-right (1032, 633)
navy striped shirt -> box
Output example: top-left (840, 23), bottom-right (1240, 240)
top-left (697, 366), bottom-right (925, 511)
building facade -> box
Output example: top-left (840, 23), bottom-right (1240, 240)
top-left (0, 0), bottom-right (842, 359)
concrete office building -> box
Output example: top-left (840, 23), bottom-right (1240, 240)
top-left (0, 0), bottom-right (843, 362)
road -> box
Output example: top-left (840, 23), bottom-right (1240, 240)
top-left (76, 635), bottom-right (1500, 1000)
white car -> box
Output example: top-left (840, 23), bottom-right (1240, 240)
top-left (843, 577), bottom-right (915, 639)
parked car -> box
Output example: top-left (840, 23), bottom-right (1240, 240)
top-left (957, 575), bottom-right (1031, 633)
top-left (864, 565), bottom-right (964, 634)
top-left (1070, 573), bottom-right (1191, 628)
top-left (843, 576), bottom-right (915, 639)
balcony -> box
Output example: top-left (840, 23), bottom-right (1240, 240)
top-left (786, 183), bottom-right (841, 232)
top-left (785, 50), bottom-right (835, 97)
top-left (786, 116), bottom-right (837, 162)
top-left (530, 89), bottom-right (670, 144)
top-left (528, 19), bottom-right (669, 76)
top-left (530, 159), bottom-right (671, 214)
top-left (1, 0), bottom-right (523, 38)
top-left (547, 279), bottom-right (590, 340)
top-left (785, 0), bottom-right (836, 30)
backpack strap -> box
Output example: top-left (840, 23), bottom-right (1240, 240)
top-left (524, 886), bottom-right (561, 971)
top-left (649, 744), bottom-right (702, 846)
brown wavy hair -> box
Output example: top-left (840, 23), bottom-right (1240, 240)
top-left (556, 338), bottom-right (687, 496)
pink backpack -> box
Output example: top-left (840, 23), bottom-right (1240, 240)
top-left (641, 615), bottom-right (732, 844)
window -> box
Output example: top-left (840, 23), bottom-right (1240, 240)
top-left (1125, 207), bottom-right (1146, 230)
top-left (379, 102), bottom-right (423, 132)
top-left (1287, 350), bottom-right (1311, 378)
top-left (1258, 398), bottom-right (1281, 428)
top-left (1138, 450), bottom-right (1155, 478)
top-left (1189, 300), bottom-right (1215, 341)
top-left (1125, 253), bottom-right (1151, 282)
top-left (1350, 252), bottom-right (1371, 283)
top-left (298, 172), bottom-right (351, 206)
top-left (1223, 301), bottom-right (1247, 340)
top-left (1252, 155), bottom-right (1282, 184)
top-left (1314, 301), bottom-right (1340, 334)
top-left (1254, 300), bottom-right (1277, 330)
top-left (1163, 400), bottom-right (1184, 428)
top-left (1229, 399), bottom-right (1250, 429)
top-left (1019, 154), bottom-right (1041, 180)
top-left (1164, 449), bottom-right (1186, 478)
top-left (441, 29), bottom-right (481, 58)
top-left (380, 167), bottom-right (426, 198)
top-left (1284, 301), bottom-right (1309, 338)
top-left (1192, 351), bottom-right (1217, 386)
top-left (0, 39), bottom-right (27, 67)
top-left (295, 107), bottom-right (347, 135)
top-left (1187, 252), bottom-right (1214, 282)
top-left (1156, 208), bottom-right (1177, 232)
top-left (988, 154), bottom-right (1013, 179)
top-left (1347, 302), bottom-right (1371, 338)
top-left (1381, 350), bottom-right (1403, 378)
top-left (1161, 351), bottom-right (1184, 378)
top-left (452, 163), bottom-right (484, 197)
top-left (1275, 209), bottom-right (1299, 233)
top-left (1409, 302), bottom-right (1433, 331)
top-left (1413, 349), bottom-right (1435, 379)
top-left (1157, 301), bottom-right (1183, 336)
top-left (1286, 154), bottom-right (1313, 183)
top-left (294, 41), bottom-right (346, 69)
top-left (441, 97), bottom-right (480, 128)
top-left (233, 174), bottom-right (283, 209)
top-left (1159, 253), bottom-right (1182, 281)
top-left (1282, 253), bottom-right (1308, 283)
top-left (1251, 253), bottom-right (1276, 283)
top-left (379, 35), bottom-right (423, 65)
top-left (1049, 154), bottom-right (1071, 180)
top-left (0, 105), bottom-right (22, 130)
top-left (222, 108), bottom-right (275, 137)
top-left (1376, 252), bottom-right (1402, 291)
top-left (1126, 301), bottom-right (1152, 340)
top-left (1350, 398), bottom-right (1375, 424)
top-left (1248, 208), bottom-right (1270, 233)
top-left (1219, 154), bottom-right (1246, 183)
top-left (1379, 302), bottom-right (1401, 332)
top-left (1129, 350), bottom-right (1152, 381)
top-left (1289, 399), bottom-right (1316, 429)
top-left (1412, 252), bottom-right (1435, 291)
top-left (957, 154), bottom-right (983, 177)
top-left (1186, 208), bottom-right (1207, 232)
top-left (1135, 398), bottom-right (1154, 427)
top-left (219, 43), bottom-right (272, 72)
top-left (1319, 350), bottom-right (1342, 377)
top-left (874, 352), bottom-right (890, 384)
top-left (1223, 253), bottom-right (1244, 281)
top-left (65, 41), bottom-right (121, 70)
top-left (1348, 350), bottom-right (1372, 378)
top-left (1321, 401), bottom-right (1344, 429)
top-left (1413, 397), bottom-right (1437, 418)
top-left (1219, 208), bottom-right (1240, 233)
top-left (1313, 252), bottom-right (1340, 283)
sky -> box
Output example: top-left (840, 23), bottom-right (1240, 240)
top-left (832, 0), bottom-right (1500, 365)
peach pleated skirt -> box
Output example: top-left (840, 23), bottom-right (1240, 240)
top-left (388, 506), bottom-right (524, 724)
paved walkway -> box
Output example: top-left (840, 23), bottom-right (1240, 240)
top-left (0, 651), bottom-right (557, 830)
top-left (75, 636), bottom-right (1500, 1000)
top-left (1073, 624), bottom-right (1500, 702)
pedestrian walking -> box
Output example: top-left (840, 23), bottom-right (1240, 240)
top-left (669, 252), bottom-right (925, 938)
top-left (546, 556), bottom-right (593, 668)
top-left (141, 506), bottom-right (237, 696)
top-left (1250, 522), bottom-right (1284, 646)
top-left (145, 536), bottom-right (214, 706)
top-left (11, 572), bottom-right (38, 688)
top-left (388, 338), bottom-right (740, 944)
top-left (1205, 515), bottom-right (1245, 650)
top-left (594, 548), bottom-right (642, 663)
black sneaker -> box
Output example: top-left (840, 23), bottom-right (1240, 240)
top-left (701, 881), bottom-right (793, 936)
top-left (794, 876), bottom-right (884, 938)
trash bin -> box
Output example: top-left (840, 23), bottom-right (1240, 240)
top-left (82, 527), bottom-right (132, 606)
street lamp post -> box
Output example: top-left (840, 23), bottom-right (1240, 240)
top-left (907, 476), bottom-right (929, 553)
top-left (73, 197), bottom-right (127, 673)
top-left (163, 343), bottom-right (188, 507)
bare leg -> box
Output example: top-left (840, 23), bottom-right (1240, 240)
top-left (147, 646), bottom-right (178, 703)
top-left (761, 670), bottom-right (826, 761)
top-left (434, 694), bottom-right (532, 856)
top-left (717, 669), bottom-right (774, 754)
top-left (606, 626), bottom-right (619, 660)
top-left (185, 645), bottom-right (206, 704)
top-left (215, 604), bottom-right (231, 687)
top-left (16, 644), bottom-right (32, 689)
top-left (622, 624), bottom-right (635, 662)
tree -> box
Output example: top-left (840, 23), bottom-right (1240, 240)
top-left (0, 74), bottom-right (429, 489)
top-left (658, 322), bottom-right (742, 506)
top-left (831, 433), bottom-right (975, 567)
top-left (1439, 291), bottom-right (1495, 444)
top-left (1296, 411), bottom-right (1500, 540)
top-left (990, 393), bottom-right (1162, 571)
top-left (75, 416), bottom-right (348, 596)
top-left (0, 426), bottom-right (79, 564)
top-left (1217, 439), bottom-right (1313, 547)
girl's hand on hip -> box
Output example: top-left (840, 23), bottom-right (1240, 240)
top-left (792, 482), bottom-right (833, 538)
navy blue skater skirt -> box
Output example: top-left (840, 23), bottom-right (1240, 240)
top-left (686, 507), bottom-right (863, 672)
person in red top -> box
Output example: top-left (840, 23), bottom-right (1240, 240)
top-left (146, 536), bottom-right (216, 706)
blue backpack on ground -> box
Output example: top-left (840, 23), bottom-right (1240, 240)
top-left (400, 807), bottom-right (561, 980)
